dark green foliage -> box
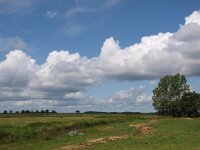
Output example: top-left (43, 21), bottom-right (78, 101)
top-left (25, 110), bottom-right (30, 113)
top-left (181, 92), bottom-right (200, 117)
top-left (2, 109), bottom-right (57, 115)
top-left (76, 110), bottom-right (80, 114)
top-left (51, 110), bottom-right (57, 113)
top-left (153, 73), bottom-right (200, 117)
top-left (15, 111), bottom-right (19, 114)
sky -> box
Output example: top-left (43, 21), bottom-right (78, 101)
top-left (0, 0), bottom-right (200, 113)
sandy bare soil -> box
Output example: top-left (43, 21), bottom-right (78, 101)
top-left (57, 135), bottom-right (128, 150)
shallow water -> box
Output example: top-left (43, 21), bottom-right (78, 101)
top-left (67, 129), bottom-right (84, 136)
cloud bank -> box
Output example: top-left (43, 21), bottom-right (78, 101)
top-left (0, 86), bottom-right (152, 112)
top-left (0, 11), bottom-right (200, 111)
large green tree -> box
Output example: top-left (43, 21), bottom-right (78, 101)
top-left (152, 73), bottom-right (190, 116)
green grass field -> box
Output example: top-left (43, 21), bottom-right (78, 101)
top-left (0, 114), bottom-right (200, 150)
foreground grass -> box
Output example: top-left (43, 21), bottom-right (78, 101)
top-left (0, 114), bottom-right (200, 150)
top-left (86, 118), bottom-right (200, 150)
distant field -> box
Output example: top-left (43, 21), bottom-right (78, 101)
top-left (0, 114), bottom-right (200, 150)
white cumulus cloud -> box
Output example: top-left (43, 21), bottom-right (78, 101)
top-left (99, 11), bottom-right (200, 80)
top-left (0, 11), bottom-right (200, 112)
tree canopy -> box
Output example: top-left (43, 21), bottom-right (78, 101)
top-left (152, 73), bottom-right (200, 117)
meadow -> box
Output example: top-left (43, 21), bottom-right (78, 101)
top-left (0, 113), bottom-right (200, 150)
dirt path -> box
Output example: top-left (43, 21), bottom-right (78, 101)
top-left (57, 135), bottom-right (128, 150)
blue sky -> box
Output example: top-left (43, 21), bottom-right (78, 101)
top-left (0, 0), bottom-right (200, 112)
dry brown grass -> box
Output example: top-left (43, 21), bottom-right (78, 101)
top-left (129, 123), bottom-right (154, 134)
top-left (57, 135), bottom-right (128, 150)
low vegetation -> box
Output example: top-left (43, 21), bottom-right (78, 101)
top-left (0, 114), bottom-right (200, 150)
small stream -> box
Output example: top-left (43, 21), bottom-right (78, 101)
top-left (67, 129), bottom-right (84, 136)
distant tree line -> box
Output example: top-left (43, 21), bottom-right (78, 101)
top-left (2, 110), bottom-right (150, 114)
top-left (153, 73), bottom-right (200, 117)
top-left (2, 109), bottom-right (57, 114)
top-left (84, 111), bottom-right (147, 114)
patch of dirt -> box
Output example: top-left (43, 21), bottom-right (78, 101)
top-left (57, 135), bottom-right (128, 150)
top-left (129, 123), bottom-right (154, 134)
